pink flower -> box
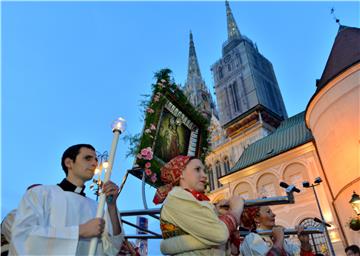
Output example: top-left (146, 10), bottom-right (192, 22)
top-left (147, 108), bottom-right (155, 114)
top-left (145, 162), bottom-right (151, 168)
top-left (157, 83), bottom-right (165, 89)
top-left (151, 173), bottom-right (157, 183)
top-left (153, 96), bottom-right (160, 102)
top-left (140, 147), bottom-right (151, 155)
top-left (145, 169), bottom-right (152, 176)
top-left (140, 147), bottom-right (153, 160)
top-left (144, 151), bottom-right (153, 160)
top-left (137, 153), bottom-right (142, 159)
top-left (144, 128), bottom-right (151, 134)
top-left (150, 124), bottom-right (156, 130)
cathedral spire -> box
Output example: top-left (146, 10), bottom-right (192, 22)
top-left (225, 0), bottom-right (241, 40)
top-left (184, 31), bottom-right (216, 119)
top-left (187, 31), bottom-right (202, 81)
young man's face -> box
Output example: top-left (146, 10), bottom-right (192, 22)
top-left (67, 147), bottom-right (98, 182)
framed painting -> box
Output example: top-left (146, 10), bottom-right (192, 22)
top-left (129, 69), bottom-right (209, 188)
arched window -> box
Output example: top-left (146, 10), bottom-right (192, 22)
top-left (235, 53), bottom-right (242, 67)
top-left (283, 163), bottom-right (309, 194)
top-left (233, 182), bottom-right (253, 199)
top-left (257, 173), bottom-right (279, 197)
top-left (230, 82), bottom-right (240, 112)
top-left (215, 161), bottom-right (222, 188)
top-left (207, 165), bottom-right (214, 191)
top-left (223, 156), bottom-right (230, 174)
top-left (300, 218), bottom-right (329, 255)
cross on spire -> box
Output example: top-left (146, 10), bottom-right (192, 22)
top-left (330, 8), bottom-right (341, 26)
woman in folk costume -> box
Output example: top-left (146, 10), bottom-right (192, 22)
top-left (153, 155), bottom-right (244, 255)
top-left (240, 206), bottom-right (314, 256)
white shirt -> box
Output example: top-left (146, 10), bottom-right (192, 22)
top-left (240, 232), bottom-right (301, 256)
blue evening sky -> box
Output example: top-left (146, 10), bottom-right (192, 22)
top-left (2, 1), bottom-right (359, 255)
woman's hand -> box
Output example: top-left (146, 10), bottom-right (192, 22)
top-left (271, 225), bottom-right (285, 248)
top-left (228, 195), bottom-right (245, 224)
top-left (215, 199), bottom-right (230, 216)
top-left (296, 225), bottom-right (312, 252)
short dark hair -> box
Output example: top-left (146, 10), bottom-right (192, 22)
top-left (346, 245), bottom-right (360, 254)
top-left (61, 144), bottom-right (95, 175)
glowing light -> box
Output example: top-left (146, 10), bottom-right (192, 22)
top-left (329, 230), bottom-right (340, 242)
top-left (111, 117), bottom-right (126, 133)
top-left (102, 161), bottom-right (109, 169)
top-left (94, 168), bottom-right (100, 175)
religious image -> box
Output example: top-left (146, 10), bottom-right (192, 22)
top-left (154, 108), bottom-right (191, 163)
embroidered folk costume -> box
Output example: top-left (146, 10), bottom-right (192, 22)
top-left (154, 156), bottom-right (239, 255)
top-left (240, 207), bottom-right (314, 256)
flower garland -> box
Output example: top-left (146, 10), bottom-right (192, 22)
top-left (131, 68), bottom-right (210, 187)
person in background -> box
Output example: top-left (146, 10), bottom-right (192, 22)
top-left (345, 245), bottom-right (360, 256)
top-left (240, 206), bottom-right (314, 256)
top-left (1, 184), bottom-right (41, 256)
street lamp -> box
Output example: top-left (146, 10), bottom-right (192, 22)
top-left (302, 177), bottom-right (336, 256)
top-left (349, 191), bottom-right (360, 215)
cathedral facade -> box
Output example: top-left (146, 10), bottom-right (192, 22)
top-left (183, 1), bottom-right (359, 254)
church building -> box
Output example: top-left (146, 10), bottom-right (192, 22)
top-left (182, 1), bottom-right (359, 254)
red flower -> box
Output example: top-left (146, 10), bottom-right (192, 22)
top-left (145, 169), bottom-right (152, 176)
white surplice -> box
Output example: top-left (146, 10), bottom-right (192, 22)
top-left (9, 185), bottom-right (124, 255)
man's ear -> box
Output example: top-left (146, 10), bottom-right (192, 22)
top-left (64, 158), bottom-right (73, 170)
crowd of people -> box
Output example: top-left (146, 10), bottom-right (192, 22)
top-left (1, 147), bottom-right (358, 255)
